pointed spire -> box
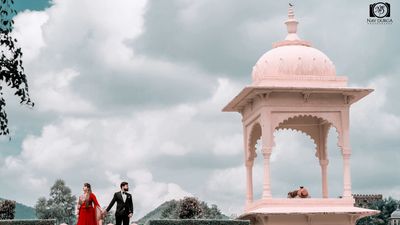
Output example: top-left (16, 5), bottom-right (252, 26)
top-left (284, 3), bottom-right (300, 41)
top-left (272, 4), bottom-right (311, 48)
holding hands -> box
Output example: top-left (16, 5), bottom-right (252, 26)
top-left (101, 209), bottom-right (108, 216)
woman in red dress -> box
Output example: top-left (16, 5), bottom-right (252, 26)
top-left (76, 183), bottom-right (102, 225)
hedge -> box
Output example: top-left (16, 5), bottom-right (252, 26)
top-left (0, 219), bottom-right (56, 225)
top-left (146, 219), bottom-right (250, 225)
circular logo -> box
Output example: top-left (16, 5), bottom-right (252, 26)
top-left (373, 2), bottom-right (389, 18)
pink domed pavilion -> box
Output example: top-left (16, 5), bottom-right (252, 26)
top-left (223, 5), bottom-right (379, 225)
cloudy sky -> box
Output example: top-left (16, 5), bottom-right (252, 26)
top-left (1, 0), bottom-right (399, 220)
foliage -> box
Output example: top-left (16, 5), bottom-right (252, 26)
top-left (0, 0), bottom-right (34, 136)
top-left (160, 197), bottom-right (225, 220)
top-left (160, 200), bottom-right (179, 219)
top-left (356, 197), bottom-right (399, 225)
top-left (146, 219), bottom-right (250, 225)
top-left (0, 219), bottom-right (55, 225)
top-left (35, 179), bottom-right (76, 225)
top-left (0, 200), bottom-right (15, 220)
top-left (178, 197), bottom-right (202, 219)
top-left (34, 198), bottom-right (51, 220)
top-left (199, 202), bottom-right (224, 220)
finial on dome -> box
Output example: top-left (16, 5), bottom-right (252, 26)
top-left (272, 4), bottom-right (311, 48)
top-left (288, 3), bottom-right (294, 17)
top-left (285, 3), bottom-right (300, 41)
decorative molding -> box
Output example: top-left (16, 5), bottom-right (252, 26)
top-left (302, 92), bottom-right (312, 102)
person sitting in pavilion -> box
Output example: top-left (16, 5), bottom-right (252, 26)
top-left (287, 186), bottom-right (310, 198)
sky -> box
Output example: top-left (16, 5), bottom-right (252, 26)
top-left (0, 0), bottom-right (400, 220)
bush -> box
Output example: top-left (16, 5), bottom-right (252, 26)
top-left (147, 219), bottom-right (250, 225)
top-left (0, 200), bottom-right (16, 220)
top-left (160, 198), bottom-right (225, 220)
top-left (0, 219), bottom-right (56, 225)
top-left (178, 197), bottom-right (202, 219)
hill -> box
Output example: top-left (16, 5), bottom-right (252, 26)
top-left (137, 200), bottom-right (175, 225)
top-left (0, 198), bottom-right (36, 219)
top-left (137, 199), bottom-right (229, 225)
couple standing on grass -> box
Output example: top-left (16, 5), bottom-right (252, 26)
top-left (76, 182), bottom-right (134, 225)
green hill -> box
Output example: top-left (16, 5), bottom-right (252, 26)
top-left (137, 200), bottom-right (175, 225)
top-left (0, 198), bottom-right (36, 219)
top-left (137, 199), bottom-right (229, 225)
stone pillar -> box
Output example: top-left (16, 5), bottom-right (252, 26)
top-left (260, 109), bottom-right (273, 199)
top-left (319, 159), bottom-right (329, 198)
top-left (340, 109), bottom-right (352, 198)
top-left (246, 160), bottom-right (254, 205)
top-left (342, 151), bottom-right (352, 198)
top-left (262, 147), bottom-right (272, 199)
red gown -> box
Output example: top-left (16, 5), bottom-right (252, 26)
top-left (77, 193), bottom-right (101, 225)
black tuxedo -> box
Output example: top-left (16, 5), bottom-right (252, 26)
top-left (106, 191), bottom-right (134, 225)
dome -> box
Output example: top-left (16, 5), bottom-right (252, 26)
top-left (251, 5), bottom-right (346, 87)
top-left (252, 45), bottom-right (336, 79)
top-left (392, 208), bottom-right (400, 219)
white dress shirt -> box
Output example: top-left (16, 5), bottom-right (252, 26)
top-left (121, 191), bottom-right (127, 202)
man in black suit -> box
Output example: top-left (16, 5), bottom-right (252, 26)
top-left (104, 181), bottom-right (134, 225)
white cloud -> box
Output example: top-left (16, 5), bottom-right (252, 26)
top-left (212, 133), bottom-right (242, 156)
top-left (105, 171), bottom-right (124, 186)
top-left (206, 166), bottom-right (247, 195)
top-left (10, 0), bottom-right (149, 114)
top-left (205, 165), bottom-right (253, 217)
top-left (160, 141), bottom-right (188, 156)
top-left (39, 0), bottom-right (147, 68)
top-left (31, 68), bottom-right (95, 113)
top-left (12, 10), bottom-right (48, 62)
top-left (352, 76), bottom-right (400, 139)
top-left (127, 169), bottom-right (191, 219)
top-left (209, 78), bottom-right (242, 107)
top-left (2, 76), bottom-right (241, 176)
top-left (20, 119), bottom-right (91, 172)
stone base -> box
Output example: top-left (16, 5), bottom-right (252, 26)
top-left (239, 199), bottom-right (379, 225)
top-left (242, 213), bottom-right (366, 225)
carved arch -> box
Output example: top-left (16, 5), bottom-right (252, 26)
top-left (247, 122), bottom-right (262, 161)
top-left (275, 127), bottom-right (318, 151)
top-left (272, 113), bottom-right (344, 154)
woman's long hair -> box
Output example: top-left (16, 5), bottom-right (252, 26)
top-left (84, 183), bottom-right (92, 207)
